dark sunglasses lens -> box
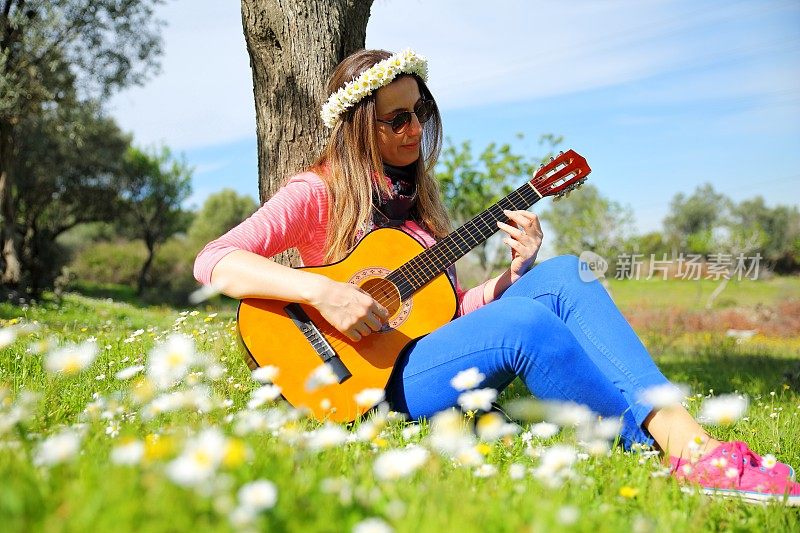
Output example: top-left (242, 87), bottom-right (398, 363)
top-left (416, 100), bottom-right (435, 123)
top-left (388, 101), bottom-right (435, 132)
top-left (391, 112), bottom-right (412, 133)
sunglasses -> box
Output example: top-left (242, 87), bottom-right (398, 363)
top-left (376, 99), bottom-right (436, 133)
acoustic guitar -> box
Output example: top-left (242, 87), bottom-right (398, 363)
top-left (238, 149), bottom-right (591, 422)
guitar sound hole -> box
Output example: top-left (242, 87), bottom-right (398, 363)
top-left (360, 278), bottom-right (402, 318)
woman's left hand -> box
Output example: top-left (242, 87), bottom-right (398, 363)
top-left (497, 209), bottom-right (543, 284)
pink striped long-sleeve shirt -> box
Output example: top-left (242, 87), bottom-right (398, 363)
top-left (193, 171), bottom-right (488, 316)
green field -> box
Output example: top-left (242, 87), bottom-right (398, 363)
top-left (1, 278), bottom-right (799, 532)
top-left (607, 276), bottom-right (800, 311)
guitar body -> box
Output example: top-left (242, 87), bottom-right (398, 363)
top-left (237, 227), bottom-right (458, 422)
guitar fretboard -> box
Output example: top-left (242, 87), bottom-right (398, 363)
top-left (385, 181), bottom-right (543, 299)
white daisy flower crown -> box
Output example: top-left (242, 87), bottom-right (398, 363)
top-left (320, 49), bottom-right (429, 129)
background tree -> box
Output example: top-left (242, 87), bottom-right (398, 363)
top-left (435, 134), bottom-right (562, 283)
top-left (663, 183), bottom-right (732, 254)
top-left (730, 197), bottom-right (800, 273)
top-left (187, 189), bottom-right (258, 247)
top-left (540, 184), bottom-right (634, 262)
top-left (0, 0), bottom-right (163, 290)
top-left (437, 136), bottom-right (531, 279)
top-left (240, 0), bottom-right (373, 266)
top-left (12, 100), bottom-right (130, 294)
top-left (119, 146), bottom-right (192, 295)
top-left (626, 231), bottom-right (669, 258)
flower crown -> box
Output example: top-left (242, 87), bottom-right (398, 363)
top-left (320, 49), bottom-right (429, 128)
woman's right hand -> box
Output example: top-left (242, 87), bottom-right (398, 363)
top-left (309, 279), bottom-right (389, 342)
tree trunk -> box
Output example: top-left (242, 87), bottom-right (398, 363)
top-left (138, 241), bottom-right (155, 296)
top-left (0, 119), bottom-right (21, 288)
top-left (240, 0), bottom-right (373, 266)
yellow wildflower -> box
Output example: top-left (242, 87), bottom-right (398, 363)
top-left (222, 439), bottom-right (248, 468)
top-left (475, 443), bottom-right (492, 456)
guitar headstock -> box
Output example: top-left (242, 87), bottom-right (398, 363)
top-left (530, 149), bottom-right (591, 201)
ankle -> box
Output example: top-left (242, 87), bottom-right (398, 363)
top-left (671, 435), bottom-right (721, 462)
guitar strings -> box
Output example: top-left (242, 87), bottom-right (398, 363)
top-left (359, 166), bottom-right (573, 313)
top-left (363, 175), bottom-right (552, 312)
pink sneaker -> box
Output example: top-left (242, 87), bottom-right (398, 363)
top-left (670, 441), bottom-right (800, 505)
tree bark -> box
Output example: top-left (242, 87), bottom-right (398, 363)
top-left (0, 119), bottom-right (21, 287)
top-left (240, 0), bottom-right (373, 266)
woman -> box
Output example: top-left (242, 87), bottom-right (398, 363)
top-left (194, 49), bottom-right (798, 503)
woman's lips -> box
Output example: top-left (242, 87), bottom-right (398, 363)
top-left (401, 142), bottom-right (420, 149)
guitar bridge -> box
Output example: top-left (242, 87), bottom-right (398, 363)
top-left (284, 303), bottom-right (351, 383)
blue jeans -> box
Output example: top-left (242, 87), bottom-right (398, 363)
top-left (385, 255), bottom-right (671, 449)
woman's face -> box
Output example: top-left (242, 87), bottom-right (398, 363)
top-left (374, 76), bottom-right (424, 166)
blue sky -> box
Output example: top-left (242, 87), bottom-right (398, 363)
top-left (109, 0), bottom-right (800, 236)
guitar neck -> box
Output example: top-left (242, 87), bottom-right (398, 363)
top-left (386, 181), bottom-right (543, 298)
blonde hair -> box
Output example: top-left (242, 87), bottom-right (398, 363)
top-left (309, 49), bottom-right (451, 263)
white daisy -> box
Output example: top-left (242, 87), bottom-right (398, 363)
top-left (457, 388), bottom-right (497, 412)
top-left (111, 440), bottom-right (145, 465)
top-left (638, 383), bottom-right (690, 408)
top-left (529, 422), bottom-right (560, 440)
top-left (147, 334), bottom-right (196, 389)
top-left (115, 365), bottom-right (144, 380)
top-left (44, 340), bottom-right (98, 376)
top-left (247, 384), bottom-right (283, 409)
top-left (508, 462), bottom-right (526, 479)
top-left (476, 412), bottom-right (519, 441)
top-left (34, 430), bottom-right (82, 466)
top-left (251, 365), bottom-right (279, 384)
top-left (762, 454), bottom-right (777, 469)
top-left (401, 425), bottom-right (420, 440)
top-left (426, 409), bottom-right (476, 457)
top-left (305, 363), bottom-right (338, 392)
top-left (449, 367), bottom-right (485, 391)
top-left (353, 517), bottom-right (393, 533)
top-left (373, 446), bottom-right (429, 480)
top-left (166, 428), bottom-right (227, 487)
top-left (591, 418), bottom-right (622, 441)
top-left (188, 282), bottom-right (222, 304)
top-left (473, 464), bottom-right (497, 478)
top-left (0, 327), bottom-right (17, 348)
top-left (228, 506), bottom-right (257, 528)
top-left (557, 506), bottom-right (580, 526)
top-left (354, 388), bottom-right (385, 409)
top-left (238, 479), bottom-right (278, 511)
top-left (545, 401), bottom-right (594, 427)
top-left (699, 394), bottom-right (749, 425)
top-left (305, 423), bottom-right (349, 451)
top-left (534, 444), bottom-right (578, 478)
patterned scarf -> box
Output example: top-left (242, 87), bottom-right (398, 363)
top-left (372, 162), bottom-right (418, 228)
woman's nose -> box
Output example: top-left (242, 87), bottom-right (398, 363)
top-left (407, 113), bottom-right (423, 136)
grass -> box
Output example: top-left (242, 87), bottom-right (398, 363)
top-left (1, 279), bottom-right (799, 532)
top-left (606, 276), bottom-right (800, 311)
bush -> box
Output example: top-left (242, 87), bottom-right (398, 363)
top-left (69, 240), bottom-right (147, 286)
top-left (146, 237), bottom-right (205, 305)
top-left (66, 236), bottom-right (210, 305)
